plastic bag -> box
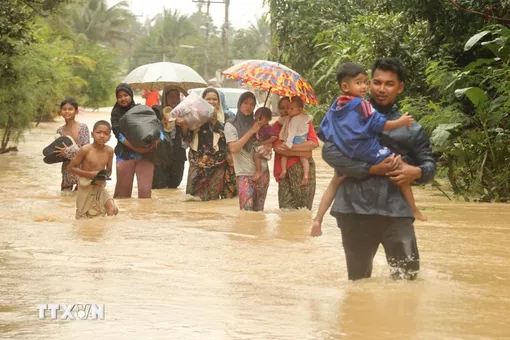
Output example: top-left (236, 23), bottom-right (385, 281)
top-left (169, 92), bottom-right (214, 131)
top-left (119, 105), bottom-right (162, 148)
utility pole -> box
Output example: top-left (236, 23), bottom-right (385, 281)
top-left (222, 0), bottom-right (230, 69)
top-left (192, 0), bottom-right (228, 79)
top-left (204, 0), bottom-right (211, 80)
top-left (269, 0), bottom-right (278, 59)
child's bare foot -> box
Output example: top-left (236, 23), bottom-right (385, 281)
top-left (300, 175), bottom-right (309, 186)
top-left (279, 170), bottom-right (287, 180)
top-left (106, 200), bottom-right (119, 216)
top-left (310, 219), bottom-right (323, 237)
top-left (413, 209), bottom-right (427, 221)
top-left (253, 171), bottom-right (262, 181)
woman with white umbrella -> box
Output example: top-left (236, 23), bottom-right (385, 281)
top-left (123, 62), bottom-right (209, 189)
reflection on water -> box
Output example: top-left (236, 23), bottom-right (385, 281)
top-left (0, 110), bottom-right (509, 339)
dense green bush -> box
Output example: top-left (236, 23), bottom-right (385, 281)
top-left (420, 25), bottom-right (510, 201)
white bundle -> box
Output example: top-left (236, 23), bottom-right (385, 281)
top-left (170, 92), bottom-right (214, 131)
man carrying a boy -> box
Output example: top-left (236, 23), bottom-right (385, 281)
top-left (322, 58), bottom-right (436, 280)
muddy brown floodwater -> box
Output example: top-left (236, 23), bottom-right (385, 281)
top-left (0, 109), bottom-right (509, 339)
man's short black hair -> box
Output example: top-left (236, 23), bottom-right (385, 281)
top-left (371, 58), bottom-right (406, 82)
top-left (336, 62), bottom-right (367, 85)
top-left (93, 120), bottom-right (111, 132)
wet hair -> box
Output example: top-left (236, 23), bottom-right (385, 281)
top-left (115, 83), bottom-right (134, 98)
top-left (255, 107), bottom-right (272, 121)
top-left (93, 120), bottom-right (111, 132)
top-left (336, 62), bottom-right (367, 85)
top-left (278, 96), bottom-right (290, 107)
top-left (371, 58), bottom-right (406, 82)
top-left (289, 96), bottom-right (304, 108)
top-left (237, 91), bottom-right (257, 111)
top-left (60, 98), bottom-right (78, 110)
top-left (163, 87), bottom-right (181, 108)
top-left (202, 87), bottom-right (220, 100)
top-left (167, 88), bottom-right (180, 95)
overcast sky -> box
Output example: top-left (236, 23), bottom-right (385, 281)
top-left (109, 0), bottom-right (267, 29)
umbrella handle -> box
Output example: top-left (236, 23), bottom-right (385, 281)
top-left (264, 87), bottom-right (272, 107)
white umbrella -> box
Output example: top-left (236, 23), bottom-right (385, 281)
top-left (123, 62), bottom-right (208, 92)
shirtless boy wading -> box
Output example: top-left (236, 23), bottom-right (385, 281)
top-left (68, 120), bottom-right (119, 219)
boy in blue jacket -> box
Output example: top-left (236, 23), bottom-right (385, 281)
top-left (312, 62), bottom-right (425, 236)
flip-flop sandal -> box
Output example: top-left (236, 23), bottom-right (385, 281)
top-left (42, 136), bottom-right (75, 164)
top-left (43, 135), bottom-right (75, 156)
top-left (91, 168), bottom-right (112, 185)
top-left (43, 154), bottom-right (65, 164)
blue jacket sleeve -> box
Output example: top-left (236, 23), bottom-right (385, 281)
top-left (322, 141), bottom-right (371, 179)
top-left (367, 110), bottom-right (387, 135)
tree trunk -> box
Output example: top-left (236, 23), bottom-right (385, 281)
top-left (1, 115), bottom-right (13, 151)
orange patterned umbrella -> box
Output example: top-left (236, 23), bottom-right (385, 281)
top-left (222, 60), bottom-right (319, 105)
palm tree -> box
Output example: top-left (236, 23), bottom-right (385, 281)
top-left (128, 9), bottom-right (199, 68)
top-left (67, 0), bottom-right (137, 47)
top-left (152, 9), bottom-right (198, 49)
top-left (247, 16), bottom-right (271, 58)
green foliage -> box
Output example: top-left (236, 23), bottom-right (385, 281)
top-left (373, 0), bottom-right (509, 59)
top-left (129, 8), bottom-right (271, 80)
top-left (308, 103), bottom-right (332, 129)
top-left (0, 0), bottom-right (67, 55)
top-left (230, 17), bottom-right (271, 60)
top-left (64, 0), bottom-right (137, 47)
top-left (424, 25), bottom-right (510, 201)
top-left (129, 9), bottom-right (201, 73)
top-left (0, 20), bottom-right (88, 149)
top-left (74, 42), bottom-right (120, 109)
top-left (311, 12), bottom-right (429, 102)
top-left (268, 0), bottom-right (509, 201)
top-left (0, 0), bottom-right (126, 152)
top-left (264, 0), bottom-right (371, 73)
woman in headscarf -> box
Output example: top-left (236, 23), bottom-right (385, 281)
top-left (272, 97), bottom-right (319, 210)
top-left (110, 83), bottom-right (161, 198)
top-left (176, 88), bottom-right (235, 200)
top-left (218, 90), bottom-right (235, 120)
top-left (151, 86), bottom-right (188, 189)
top-left (224, 91), bottom-right (270, 211)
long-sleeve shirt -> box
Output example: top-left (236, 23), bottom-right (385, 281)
top-left (323, 104), bottom-right (436, 219)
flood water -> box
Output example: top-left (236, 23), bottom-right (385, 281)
top-left (0, 109), bottom-right (509, 339)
